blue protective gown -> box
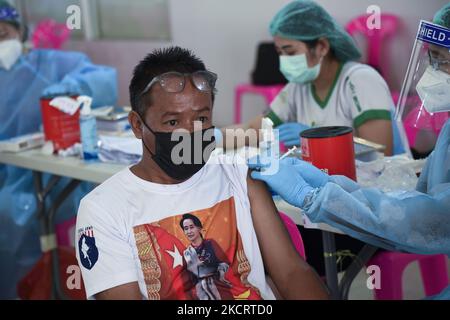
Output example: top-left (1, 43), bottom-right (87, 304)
top-left (0, 49), bottom-right (117, 299)
top-left (304, 119), bottom-right (450, 299)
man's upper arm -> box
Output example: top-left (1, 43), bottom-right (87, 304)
top-left (246, 173), bottom-right (302, 275)
top-left (246, 173), bottom-right (329, 299)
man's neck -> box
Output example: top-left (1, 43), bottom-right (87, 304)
top-left (131, 153), bottom-right (182, 185)
top-left (312, 57), bottom-right (340, 93)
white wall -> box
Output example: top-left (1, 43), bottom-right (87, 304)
top-left (66, 0), bottom-right (448, 127)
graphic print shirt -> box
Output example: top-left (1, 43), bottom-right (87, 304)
top-left (75, 155), bottom-right (276, 300)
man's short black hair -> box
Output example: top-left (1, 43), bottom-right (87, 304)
top-left (180, 213), bottom-right (203, 230)
top-left (129, 46), bottom-right (214, 116)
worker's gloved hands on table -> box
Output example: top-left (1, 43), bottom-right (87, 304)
top-left (277, 122), bottom-right (310, 147)
top-left (248, 157), bottom-right (329, 208)
top-left (42, 79), bottom-right (81, 97)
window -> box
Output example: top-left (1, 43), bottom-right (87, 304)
top-left (96, 0), bottom-right (171, 40)
top-left (19, 0), bottom-right (84, 39)
top-left (15, 0), bottom-right (171, 41)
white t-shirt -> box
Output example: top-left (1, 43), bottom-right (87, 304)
top-left (268, 62), bottom-right (393, 129)
top-left (75, 154), bottom-right (275, 300)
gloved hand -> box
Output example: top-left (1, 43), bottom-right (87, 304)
top-left (248, 155), bottom-right (329, 188)
top-left (248, 157), bottom-right (316, 208)
top-left (42, 80), bottom-right (81, 97)
top-left (277, 122), bottom-right (310, 147)
top-left (214, 127), bottom-right (223, 148)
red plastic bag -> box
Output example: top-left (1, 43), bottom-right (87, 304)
top-left (17, 246), bottom-right (86, 300)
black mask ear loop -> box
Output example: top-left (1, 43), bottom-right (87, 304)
top-left (139, 114), bottom-right (157, 158)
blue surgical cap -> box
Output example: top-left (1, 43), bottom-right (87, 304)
top-left (269, 0), bottom-right (361, 63)
top-left (433, 2), bottom-right (450, 29)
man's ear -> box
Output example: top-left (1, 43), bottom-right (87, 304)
top-left (128, 111), bottom-right (143, 140)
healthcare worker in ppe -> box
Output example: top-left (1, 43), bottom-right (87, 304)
top-left (0, 1), bottom-right (117, 298)
top-left (249, 3), bottom-right (450, 300)
top-left (226, 0), bottom-right (404, 156)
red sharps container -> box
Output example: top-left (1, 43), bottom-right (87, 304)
top-left (40, 95), bottom-right (81, 152)
top-left (300, 126), bottom-right (356, 181)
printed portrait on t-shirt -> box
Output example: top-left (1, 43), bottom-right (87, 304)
top-left (133, 196), bottom-right (262, 300)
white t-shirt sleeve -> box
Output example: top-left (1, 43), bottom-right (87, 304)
top-left (343, 66), bottom-right (393, 128)
top-left (267, 84), bottom-right (297, 125)
top-left (75, 197), bottom-right (139, 299)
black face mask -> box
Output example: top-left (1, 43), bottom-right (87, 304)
top-left (140, 119), bottom-right (216, 181)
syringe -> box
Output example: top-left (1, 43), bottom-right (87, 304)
top-left (279, 146), bottom-right (298, 160)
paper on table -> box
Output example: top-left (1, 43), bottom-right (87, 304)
top-left (49, 97), bottom-right (80, 116)
top-left (99, 135), bottom-right (142, 155)
top-left (0, 132), bottom-right (45, 152)
top-left (98, 135), bottom-right (142, 165)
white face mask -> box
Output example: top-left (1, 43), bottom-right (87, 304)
top-left (416, 66), bottom-right (450, 113)
top-left (279, 53), bottom-right (322, 84)
top-left (0, 39), bottom-right (23, 71)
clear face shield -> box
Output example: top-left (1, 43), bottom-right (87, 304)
top-left (395, 20), bottom-right (450, 154)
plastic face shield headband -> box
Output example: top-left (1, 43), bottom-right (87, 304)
top-left (141, 71), bottom-right (217, 96)
top-left (0, 6), bottom-right (20, 39)
top-left (0, 6), bottom-right (20, 23)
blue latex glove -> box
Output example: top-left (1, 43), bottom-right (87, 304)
top-left (247, 156), bottom-right (329, 188)
top-left (304, 118), bottom-right (450, 255)
top-left (249, 157), bottom-right (316, 208)
top-left (277, 122), bottom-right (310, 147)
top-left (214, 127), bottom-right (223, 147)
top-left (42, 79), bottom-right (81, 97)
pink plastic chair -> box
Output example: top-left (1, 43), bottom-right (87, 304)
top-left (368, 252), bottom-right (449, 300)
top-left (345, 14), bottom-right (399, 77)
top-left (234, 84), bottom-right (284, 124)
top-left (279, 212), bottom-right (306, 259)
top-left (55, 216), bottom-right (76, 248)
top-left (32, 19), bottom-right (71, 49)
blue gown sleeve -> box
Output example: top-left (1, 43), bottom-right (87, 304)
top-left (304, 153), bottom-right (450, 255)
top-left (45, 50), bottom-right (118, 108)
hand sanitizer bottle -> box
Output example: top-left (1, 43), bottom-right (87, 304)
top-left (78, 96), bottom-right (98, 161)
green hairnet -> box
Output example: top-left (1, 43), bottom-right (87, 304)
top-left (433, 2), bottom-right (450, 29)
top-left (269, 0), bottom-right (361, 63)
top-left (0, 0), bottom-right (21, 29)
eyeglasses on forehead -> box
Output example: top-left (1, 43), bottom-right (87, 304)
top-left (141, 70), bottom-right (217, 96)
